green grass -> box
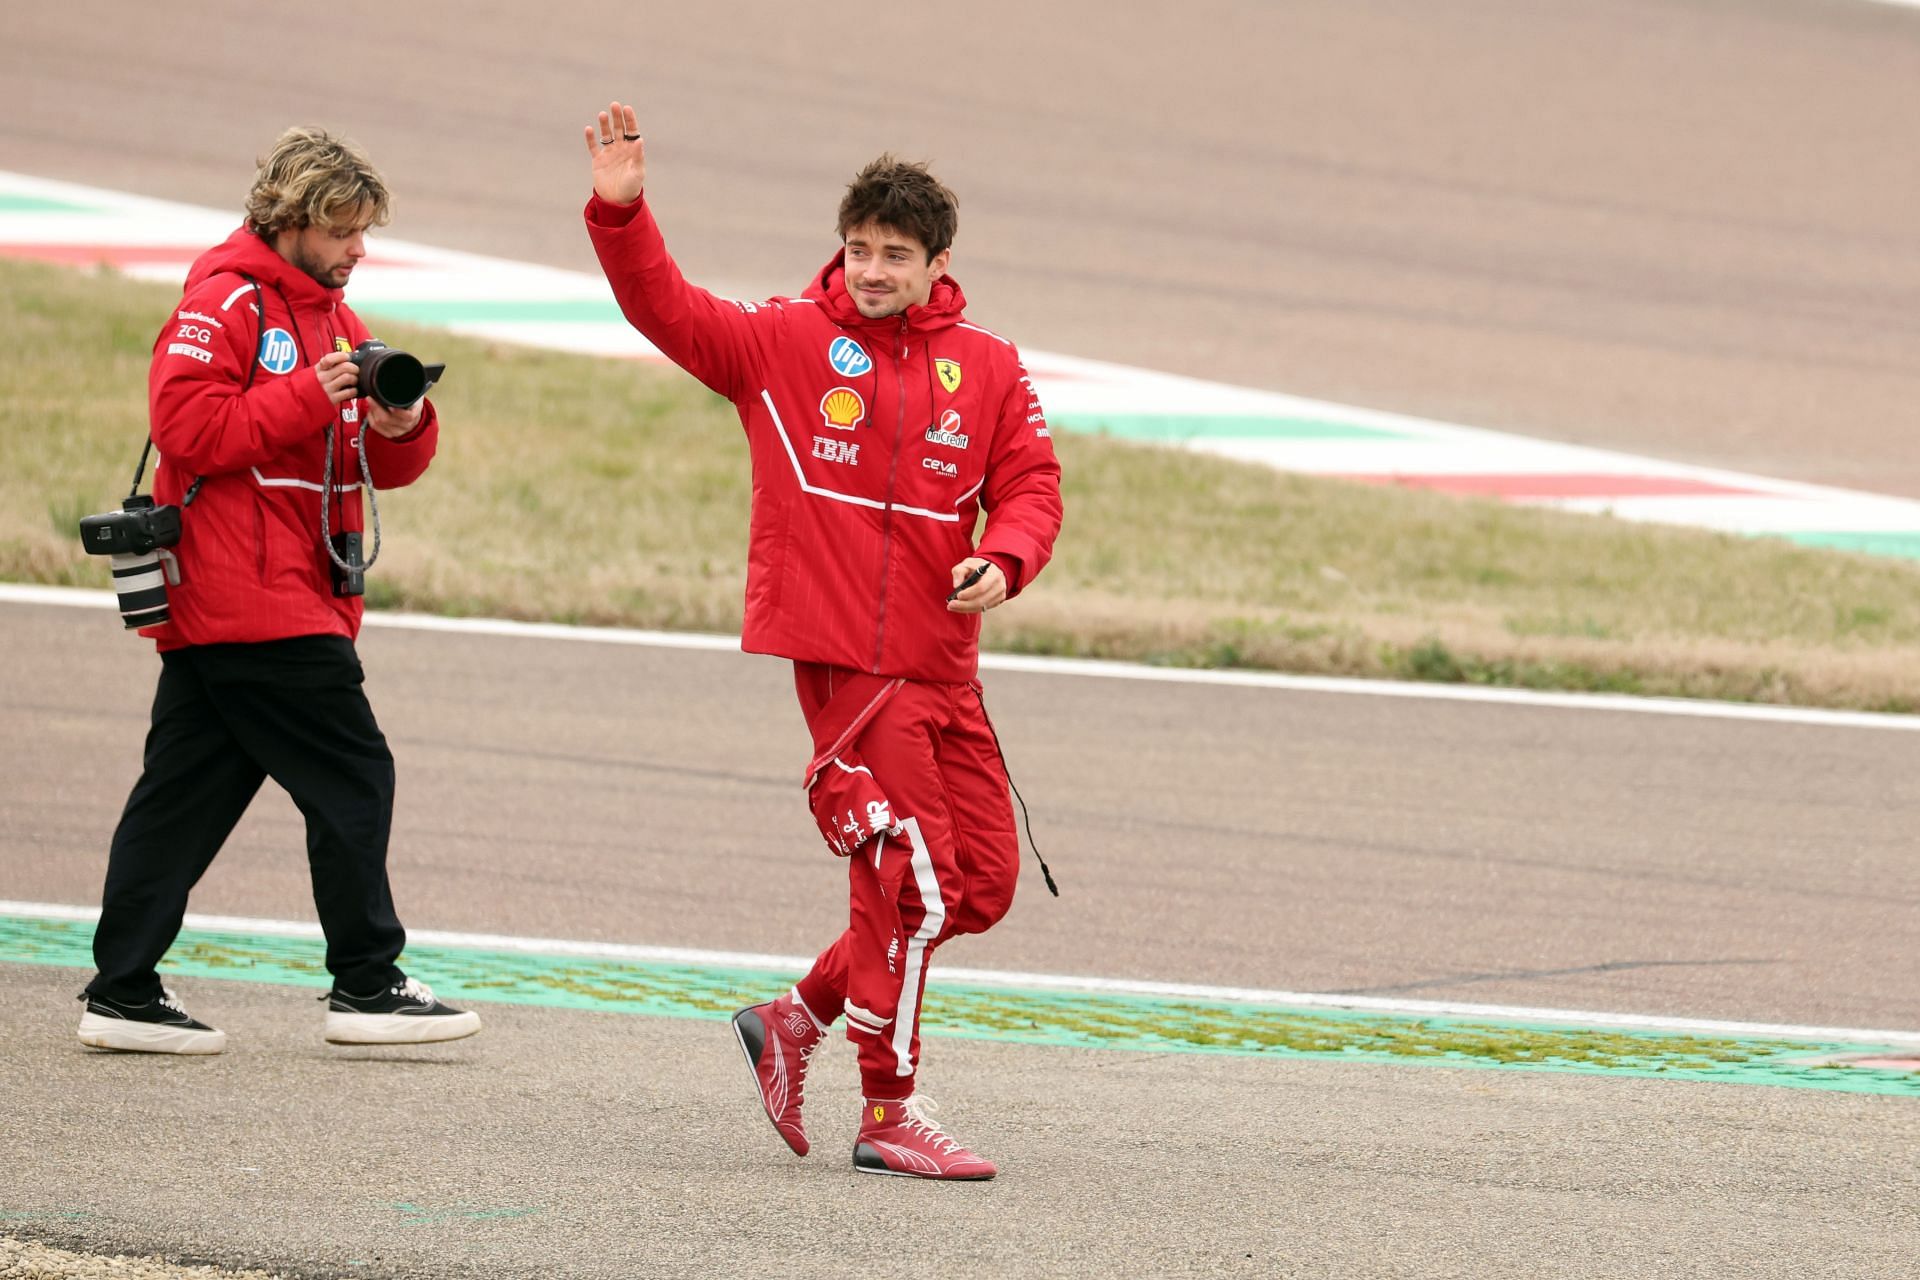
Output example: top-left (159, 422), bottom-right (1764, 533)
top-left (9, 254), bottom-right (1920, 711)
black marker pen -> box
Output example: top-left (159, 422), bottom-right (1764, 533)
top-left (947, 563), bottom-right (989, 602)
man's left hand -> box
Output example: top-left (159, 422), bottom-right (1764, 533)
top-left (946, 558), bottom-right (1007, 614)
top-left (365, 398), bottom-right (424, 440)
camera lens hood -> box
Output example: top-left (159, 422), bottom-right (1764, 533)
top-left (357, 346), bottom-right (428, 409)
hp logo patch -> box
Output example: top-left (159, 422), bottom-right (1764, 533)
top-left (828, 336), bottom-right (872, 378)
top-left (256, 328), bottom-right (298, 375)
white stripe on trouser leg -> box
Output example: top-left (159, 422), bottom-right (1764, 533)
top-left (890, 816), bottom-right (946, 1077)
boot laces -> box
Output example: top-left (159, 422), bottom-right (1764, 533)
top-left (900, 1095), bottom-right (965, 1156)
top-left (158, 987), bottom-right (188, 1016)
top-left (791, 1032), bottom-right (822, 1105)
top-left (396, 977), bottom-right (435, 1005)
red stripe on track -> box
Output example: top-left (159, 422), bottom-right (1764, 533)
top-left (1340, 473), bottom-right (1758, 499)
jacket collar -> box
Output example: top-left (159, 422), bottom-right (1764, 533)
top-left (185, 226), bottom-right (342, 311)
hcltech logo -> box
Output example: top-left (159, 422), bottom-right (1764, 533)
top-left (257, 328), bottom-right (298, 375)
top-left (828, 336), bottom-right (872, 378)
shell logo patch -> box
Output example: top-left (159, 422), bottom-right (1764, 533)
top-left (820, 386), bottom-right (867, 431)
top-left (828, 336), bottom-right (873, 377)
top-left (935, 358), bottom-right (962, 394)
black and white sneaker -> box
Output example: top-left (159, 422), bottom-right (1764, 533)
top-left (77, 986), bottom-right (227, 1055)
top-left (324, 976), bottom-right (481, 1045)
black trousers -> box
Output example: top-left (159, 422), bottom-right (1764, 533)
top-left (88, 635), bottom-right (407, 1001)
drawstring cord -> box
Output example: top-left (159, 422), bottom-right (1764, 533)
top-left (974, 685), bottom-right (1058, 897)
top-left (835, 287), bottom-right (1051, 893)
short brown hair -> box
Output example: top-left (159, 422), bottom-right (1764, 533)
top-left (836, 154), bottom-right (957, 261)
top-left (244, 126), bottom-right (391, 238)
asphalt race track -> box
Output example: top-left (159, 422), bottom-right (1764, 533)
top-left (3, 2), bottom-right (1920, 1276)
top-left (4, 599), bottom-right (1917, 1276)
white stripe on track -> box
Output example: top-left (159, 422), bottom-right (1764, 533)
top-left (5, 899), bottom-right (1915, 1048)
top-left (7, 582), bottom-right (1919, 732)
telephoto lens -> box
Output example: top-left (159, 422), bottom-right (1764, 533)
top-left (77, 494), bottom-right (184, 629)
top-left (110, 549), bottom-right (174, 628)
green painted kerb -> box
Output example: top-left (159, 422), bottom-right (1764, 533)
top-left (354, 298), bottom-right (626, 325)
top-left (1784, 531), bottom-right (1920, 561)
top-left (6, 914), bottom-right (1915, 1096)
top-left (0, 195), bottom-right (101, 214)
top-left (1049, 413), bottom-right (1407, 442)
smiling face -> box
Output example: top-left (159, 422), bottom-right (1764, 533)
top-left (841, 221), bottom-right (950, 319)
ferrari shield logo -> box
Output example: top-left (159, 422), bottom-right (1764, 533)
top-left (935, 358), bottom-right (962, 394)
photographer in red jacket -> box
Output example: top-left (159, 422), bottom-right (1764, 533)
top-left (76, 127), bottom-right (479, 1054)
top-left (584, 101), bottom-right (1063, 1180)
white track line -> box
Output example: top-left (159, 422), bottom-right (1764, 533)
top-left (7, 582), bottom-right (1919, 732)
top-left (5, 900), bottom-right (1916, 1048)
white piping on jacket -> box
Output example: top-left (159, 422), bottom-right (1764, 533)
top-left (760, 389), bottom-right (961, 524)
top-left (250, 466), bottom-right (360, 495)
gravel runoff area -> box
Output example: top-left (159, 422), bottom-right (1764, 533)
top-left (0, 1238), bottom-right (285, 1280)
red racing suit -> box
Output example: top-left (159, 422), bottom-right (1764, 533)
top-left (143, 226), bottom-right (439, 649)
top-left (586, 191), bottom-right (1063, 1098)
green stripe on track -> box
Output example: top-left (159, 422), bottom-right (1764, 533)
top-left (8, 914), bottom-right (1914, 1095)
top-left (0, 195), bottom-right (100, 213)
top-left (354, 298), bottom-right (626, 325)
top-left (1048, 413), bottom-right (1406, 441)
top-left (1783, 531), bottom-right (1920, 560)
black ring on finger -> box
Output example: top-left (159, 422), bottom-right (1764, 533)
top-left (624, 133), bottom-right (641, 141)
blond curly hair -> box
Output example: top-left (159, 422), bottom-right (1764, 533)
top-left (244, 126), bottom-right (391, 238)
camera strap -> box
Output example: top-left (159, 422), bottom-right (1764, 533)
top-left (319, 413), bottom-right (381, 577)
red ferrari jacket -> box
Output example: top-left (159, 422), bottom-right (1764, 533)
top-left (586, 192), bottom-right (1063, 683)
top-left (143, 227), bottom-right (439, 650)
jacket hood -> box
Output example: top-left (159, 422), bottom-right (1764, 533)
top-left (804, 249), bottom-right (967, 334)
top-left (185, 225), bottom-right (342, 308)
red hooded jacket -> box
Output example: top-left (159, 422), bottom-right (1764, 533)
top-left (143, 227), bottom-right (439, 650)
top-left (585, 193), bottom-right (1063, 683)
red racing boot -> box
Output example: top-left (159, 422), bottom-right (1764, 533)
top-left (852, 1096), bottom-right (998, 1180)
top-left (731, 995), bottom-right (823, 1156)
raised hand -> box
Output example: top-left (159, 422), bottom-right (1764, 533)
top-left (584, 100), bottom-right (646, 205)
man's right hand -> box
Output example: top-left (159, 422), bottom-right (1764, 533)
top-left (584, 100), bottom-right (646, 205)
top-left (315, 351), bottom-right (359, 406)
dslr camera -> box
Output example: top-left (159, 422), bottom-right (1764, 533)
top-left (78, 494), bottom-right (182, 628)
top-left (347, 339), bottom-right (444, 410)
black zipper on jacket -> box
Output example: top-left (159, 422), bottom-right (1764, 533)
top-left (869, 314), bottom-right (912, 674)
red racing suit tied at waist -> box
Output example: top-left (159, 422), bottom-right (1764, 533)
top-left (801, 668), bottom-right (905, 857)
